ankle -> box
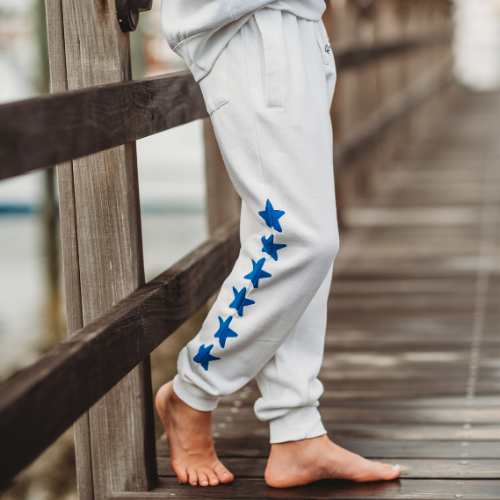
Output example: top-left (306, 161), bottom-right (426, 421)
top-left (271, 434), bottom-right (329, 453)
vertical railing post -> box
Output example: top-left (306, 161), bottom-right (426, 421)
top-left (204, 119), bottom-right (241, 233)
top-left (45, 0), bottom-right (156, 498)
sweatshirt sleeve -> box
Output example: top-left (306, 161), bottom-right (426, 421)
top-left (162, 0), bottom-right (276, 80)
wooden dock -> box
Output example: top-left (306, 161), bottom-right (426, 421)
top-left (152, 92), bottom-right (500, 498)
top-left (3, 2), bottom-right (498, 498)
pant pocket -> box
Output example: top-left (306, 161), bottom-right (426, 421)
top-left (314, 21), bottom-right (337, 104)
top-left (254, 9), bottom-right (284, 109)
top-left (198, 46), bottom-right (229, 115)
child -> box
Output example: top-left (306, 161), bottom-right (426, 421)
top-left (156, 0), bottom-right (401, 488)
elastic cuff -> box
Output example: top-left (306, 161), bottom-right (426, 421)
top-left (269, 406), bottom-right (327, 444)
top-left (173, 374), bottom-right (219, 412)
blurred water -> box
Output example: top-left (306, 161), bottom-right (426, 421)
top-left (0, 121), bottom-right (208, 382)
top-left (0, 211), bottom-right (208, 381)
top-left (0, 216), bottom-right (48, 379)
top-left (137, 121), bottom-right (206, 213)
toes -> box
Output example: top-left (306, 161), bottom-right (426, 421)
top-left (214, 462), bottom-right (234, 483)
top-left (374, 462), bottom-right (401, 481)
top-left (187, 468), bottom-right (198, 486)
top-left (198, 471), bottom-right (210, 487)
top-left (388, 463), bottom-right (401, 479)
top-left (172, 465), bottom-right (188, 484)
top-left (203, 468), bottom-right (219, 486)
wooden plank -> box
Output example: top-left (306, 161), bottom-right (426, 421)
top-left (216, 394), bottom-right (500, 409)
top-left (44, 0), bottom-right (92, 497)
top-left (0, 71), bottom-right (206, 182)
top-left (334, 32), bottom-right (451, 70)
top-left (313, 388), bottom-right (498, 399)
top-left (58, 0), bottom-right (156, 497)
top-left (0, 220), bottom-right (240, 490)
top-left (157, 456), bottom-right (500, 479)
top-left (319, 369), bottom-right (497, 382)
top-left (204, 419), bottom-right (500, 441)
top-left (324, 336), bottom-right (500, 347)
top-left (157, 436), bottom-right (500, 459)
top-left (210, 406), bottom-right (500, 424)
top-left (316, 396), bottom-right (500, 408)
top-left (323, 424), bottom-right (500, 441)
top-left (112, 478), bottom-right (500, 499)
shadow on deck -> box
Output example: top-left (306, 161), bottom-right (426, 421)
top-left (150, 92), bottom-right (500, 499)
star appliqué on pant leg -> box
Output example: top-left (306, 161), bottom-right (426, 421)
top-left (259, 199), bottom-right (285, 233)
top-left (261, 234), bottom-right (287, 261)
top-left (229, 286), bottom-right (255, 316)
top-left (214, 316), bottom-right (238, 348)
top-left (244, 258), bottom-right (272, 288)
top-left (193, 344), bottom-right (220, 371)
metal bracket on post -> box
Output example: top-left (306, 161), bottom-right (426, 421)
top-left (116, 0), bottom-right (152, 32)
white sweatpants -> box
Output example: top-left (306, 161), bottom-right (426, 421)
top-left (173, 8), bottom-right (338, 444)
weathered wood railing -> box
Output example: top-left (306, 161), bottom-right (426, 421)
top-left (0, 0), bottom-right (453, 497)
top-left (0, 32), bottom-right (451, 182)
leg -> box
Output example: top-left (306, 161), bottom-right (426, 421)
top-left (173, 9), bottom-right (339, 412)
top-left (255, 269), bottom-right (400, 485)
top-left (254, 259), bottom-right (400, 487)
top-left (157, 12), bottom-right (336, 485)
top-left (156, 10), bottom-right (398, 487)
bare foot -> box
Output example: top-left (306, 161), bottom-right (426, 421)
top-left (265, 435), bottom-right (401, 488)
top-left (155, 381), bottom-right (234, 486)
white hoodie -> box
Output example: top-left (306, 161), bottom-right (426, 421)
top-left (161, 0), bottom-right (326, 81)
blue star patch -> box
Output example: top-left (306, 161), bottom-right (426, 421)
top-left (214, 316), bottom-right (238, 348)
top-left (261, 234), bottom-right (287, 261)
top-left (244, 258), bottom-right (272, 288)
top-left (259, 199), bottom-right (285, 233)
top-left (193, 344), bottom-right (220, 371)
top-left (229, 286), bottom-right (255, 316)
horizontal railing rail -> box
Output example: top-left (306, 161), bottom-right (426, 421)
top-left (0, 71), bottom-right (207, 182)
top-left (0, 219), bottom-right (240, 488)
top-left (335, 54), bottom-right (452, 172)
top-left (0, 31), bottom-right (451, 183)
top-left (334, 31), bottom-right (451, 70)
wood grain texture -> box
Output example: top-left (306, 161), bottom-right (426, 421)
top-left (334, 32), bottom-right (452, 70)
top-left (0, 32), bottom-right (452, 183)
top-left (58, 0), bottom-right (157, 496)
top-left (157, 456), bottom-right (500, 479)
top-left (44, 0), bottom-right (93, 497)
top-left (0, 71), bottom-right (207, 182)
top-left (0, 2), bottom-right (468, 498)
top-left (334, 55), bottom-right (452, 172)
top-left (112, 478), bottom-right (500, 499)
top-left (0, 220), bottom-right (239, 490)
top-left (152, 90), bottom-right (499, 499)
top-left (157, 436), bottom-right (500, 459)
top-left (53, 0), bottom-right (156, 499)
top-left (205, 406), bottom-right (500, 424)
